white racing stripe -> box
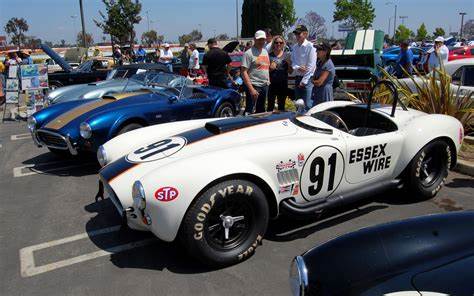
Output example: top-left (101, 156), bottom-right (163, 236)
top-left (19, 225), bottom-right (156, 277)
top-left (13, 161), bottom-right (96, 177)
top-left (11, 133), bottom-right (31, 141)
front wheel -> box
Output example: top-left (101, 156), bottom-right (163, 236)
top-left (117, 123), bottom-right (143, 135)
top-left (180, 180), bottom-right (269, 267)
top-left (405, 140), bottom-right (451, 200)
top-left (215, 102), bottom-right (235, 118)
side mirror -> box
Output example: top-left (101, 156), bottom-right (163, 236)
top-left (168, 95), bottom-right (178, 103)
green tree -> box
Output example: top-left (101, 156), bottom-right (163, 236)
top-left (333, 0), bottom-right (375, 30)
top-left (416, 23), bottom-right (428, 41)
top-left (77, 31), bottom-right (94, 47)
top-left (24, 36), bottom-right (42, 49)
top-left (433, 27), bottom-right (445, 37)
top-left (241, 0), bottom-right (295, 38)
top-left (394, 24), bottom-right (413, 43)
top-left (95, 0), bottom-right (142, 46)
top-left (216, 33), bottom-right (229, 40)
top-left (178, 30), bottom-right (203, 45)
top-left (4, 17), bottom-right (29, 48)
top-left (141, 30), bottom-right (158, 46)
top-left (463, 19), bottom-right (474, 39)
top-left (44, 41), bottom-right (54, 48)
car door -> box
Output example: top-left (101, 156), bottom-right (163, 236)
top-left (343, 129), bottom-right (404, 184)
top-left (451, 66), bottom-right (474, 96)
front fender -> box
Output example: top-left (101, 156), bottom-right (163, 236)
top-left (140, 154), bottom-right (279, 242)
top-left (394, 114), bottom-right (463, 174)
top-left (212, 89), bottom-right (241, 115)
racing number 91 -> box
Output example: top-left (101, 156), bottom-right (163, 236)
top-left (126, 136), bottom-right (187, 163)
top-left (301, 146), bottom-right (344, 200)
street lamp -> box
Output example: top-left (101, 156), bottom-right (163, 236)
top-left (78, 0), bottom-right (87, 52)
top-left (459, 12), bottom-right (467, 39)
top-left (386, 1), bottom-right (398, 38)
top-left (145, 10), bottom-right (150, 32)
top-left (236, 0), bottom-right (239, 40)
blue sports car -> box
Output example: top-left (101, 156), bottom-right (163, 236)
top-left (381, 46), bottom-right (425, 66)
top-left (28, 72), bottom-right (241, 156)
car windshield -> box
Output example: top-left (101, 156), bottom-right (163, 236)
top-left (124, 72), bottom-right (189, 97)
top-left (290, 114), bottom-right (334, 134)
top-left (77, 60), bottom-right (93, 72)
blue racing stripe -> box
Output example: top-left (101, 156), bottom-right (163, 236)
top-left (100, 156), bottom-right (137, 182)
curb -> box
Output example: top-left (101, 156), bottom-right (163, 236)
top-left (464, 136), bottom-right (474, 145)
top-left (453, 159), bottom-right (474, 177)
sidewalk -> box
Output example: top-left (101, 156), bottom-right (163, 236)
top-left (455, 136), bottom-right (474, 177)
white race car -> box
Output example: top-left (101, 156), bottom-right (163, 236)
top-left (96, 81), bottom-right (464, 266)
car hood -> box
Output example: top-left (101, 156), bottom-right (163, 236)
top-left (49, 79), bottom-right (128, 103)
top-left (40, 43), bottom-right (72, 72)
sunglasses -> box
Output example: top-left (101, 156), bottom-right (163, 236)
top-left (274, 41), bottom-right (284, 44)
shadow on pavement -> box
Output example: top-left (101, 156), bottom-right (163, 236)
top-left (22, 151), bottom-right (100, 177)
top-left (446, 177), bottom-right (474, 189)
top-left (84, 197), bottom-right (219, 274)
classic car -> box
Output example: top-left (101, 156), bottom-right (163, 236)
top-left (448, 45), bottom-right (474, 61)
top-left (381, 46), bottom-right (425, 67)
top-left (47, 63), bottom-right (170, 105)
top-left (28, 72), bottom-right (241, 156)
top-left (96, 81), bottom-right (463, 267)
top-left (332, 30), bottom-right (385, 95)
top-left (289, 211), bottom-right (474, 296)
top-left (397, 58), bottom-right (474, 97)
top-left (41, 44), bottom-right (114, 89)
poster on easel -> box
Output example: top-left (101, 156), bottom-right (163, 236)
top-left (6, 79), bottom-right (19, 91)
top-left (6, 92), bottom-right (19, 104)
top-left (20, 64), bottom-right (48, 90)
top-left (8, 65), bottom-right (18, 78)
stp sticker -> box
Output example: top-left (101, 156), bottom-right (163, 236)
top-left (155, 186), bottom-right (179, 202)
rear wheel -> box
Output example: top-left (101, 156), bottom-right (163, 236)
top-left (117, 123), bottom-right (143, 135)
top-left (180, 180), bottom-right (269, 266)
top-left (405, 140), bottom-right (451, 200)
top-left (215, 102), bottom-right (235, 118)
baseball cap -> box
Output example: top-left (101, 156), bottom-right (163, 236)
top-left (434, 36), bottom-right (445, 43)
top-left (293, 25), bottom-right (308, 34)
top-left (254, 30), bottom-right (266, 40)
top-left (163, 43), bottom-right (170, 47)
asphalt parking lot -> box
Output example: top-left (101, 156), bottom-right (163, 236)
top-left (0, 120), bottom-right (473, 296)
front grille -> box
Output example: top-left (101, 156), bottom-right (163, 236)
top-left (37, 130), bottom-right (67, 148)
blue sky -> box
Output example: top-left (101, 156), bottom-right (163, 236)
top-left (0, 0), bottom-right (473, 43)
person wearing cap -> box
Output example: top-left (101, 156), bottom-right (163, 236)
top-left (312, 42), bottom-right (335, 104)
top-left (202, 38), bottom-right (232, 88)
top-left (113, 44), bottom-right (123, 65)
top-left (159, 43), bottom-right (174, 72)
top-left (241, 30), bottom-right (271, 114)
top-left (21, 50), bottom-right (33, 65)
top-left (179, 43), bottom-right (190, 76)
top-left (290, 24), bottom-right (317, 110)
top-left (188, 43), bottom-right (200, 75)
top-left (427, 36), bottom-right (449, 71)
top-left (135, 45), bottom-right (147, 63)
top-left (395, 40), bottom-right (414, 78)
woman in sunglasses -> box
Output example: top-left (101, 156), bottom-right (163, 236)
top-left (268, 36), bottom-right (292, 111)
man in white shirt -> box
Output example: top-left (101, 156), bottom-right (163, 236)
top-left (159, 43), bottom-right (174, 72)
top-left (290, 25), bottom-right (317, 110)
top-left (427, 36), bottom-right (449, 71)
top-left (188, 43), bottom-right (200, 75)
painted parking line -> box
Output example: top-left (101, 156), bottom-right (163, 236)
top-left (20, 225), bottom-right (156, 277)
top-left (11, 133), bottom-right (31, 141)
top-left (13, 161), bottom-right (97, 178)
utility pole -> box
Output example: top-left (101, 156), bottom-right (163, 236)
top-left (146, 10), bottom-right (150, 32)
top-left (393, 4), bottom-right (397, 38)
top-left (79, 0), bottom-right (87, 55)
top-left (388, 17), bottom-right (392, 36)
top-left (236, 0), bottom-right (239, 40)
top-left (459, 12), bottom-right (467, 39)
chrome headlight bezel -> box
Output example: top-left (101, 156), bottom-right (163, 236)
top-left (27, 116), bottom-right (37, 132)
top-left (79, 122), bottom-right (92, 139)
top-left (97, 145), bottom-right (108, 167)
top-left (132, 181), bottom-right (146, 210)
top-left (289, 256), bottom-right (309, 296)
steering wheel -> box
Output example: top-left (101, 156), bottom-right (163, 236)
top-left (312, 111), bottom-right (350, 133)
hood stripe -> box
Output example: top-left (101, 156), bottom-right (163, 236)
top-left (100, 113), bottom-right (294, 183)
top-left (45, 99), bottom-right (113, 130)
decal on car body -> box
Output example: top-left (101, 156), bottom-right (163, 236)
top-left (348, 143), bottom-right (391, 174)
top-left (155, 187), bottom-right (179, 202)
top-left (126, 136), bottom-right (187, 163)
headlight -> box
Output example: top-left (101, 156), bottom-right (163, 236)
top-left (132, 181), bottom-right (146, 210)
top-left (289, 256), bottom-right (308, 296)
top-left (79, 122), bottom-right (92, 139)
top-left (27, 116), bottom-right (37, 132)
top-left (97, 145), bottom-right (108, 167)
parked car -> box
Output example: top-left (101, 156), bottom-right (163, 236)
top-left (398, 58), bottom-right (474, 97)
top-left (289, 211), bottom-right (474, 296)
top-left (47, 63), bottom-right (170, 105)
top-left (41, 44), bottom-right (115, 89)
top-left (381, 46), bottom-right (425, 67)
top-left (448, 45), bottom-right (474, 61)
top-left (332, 30), bottom-right (385, 95)
top-left (96, 81), bottom-right (462, 267)
top-left (28, 72), bottom-right (241, 156)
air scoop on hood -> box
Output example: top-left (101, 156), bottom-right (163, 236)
top-left (205, 112), bottom-right (295, 134)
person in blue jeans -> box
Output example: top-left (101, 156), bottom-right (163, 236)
top-left (290, 25), bottom-right (317, 110)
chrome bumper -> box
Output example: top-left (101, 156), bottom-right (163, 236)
top-left (32, 129), bottom-right (78, 155)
